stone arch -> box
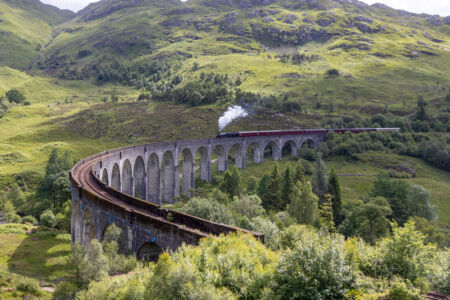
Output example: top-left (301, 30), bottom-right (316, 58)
top-left (122, 159), bottom-right (133, 195)
top-left (162, 151), bottom-right (175, 203)
top-left (111, 163), bottom-right (121, 190)
top-left (263, 141), bottom-right (281, 161)
top-left (301, 138), bottom-right (316, 149)
top-left (246, 142), bottom-right (262, 164)
top-left (101, 168), bottom-right (109, 185)
top-left (82, 209), bottom-right (95, 245)
top-left (281, 140), bottom-right (298, 159)
top-left (196, 146), bottom-right (210, 182)
top-left (179, 148), bottom-right (194, 197)
top-left (134, 156), bottom-right (146, 199)
top-left (147, 153), bottom-right (160, 204)
top-left (137, 242), bottom-right (163, 262)
top-left (213, 145), bottom-right (227, 172)
top-left (102, 223), bottom-right (126, 251)
top-left (228, 143), bottom-right (244, 168)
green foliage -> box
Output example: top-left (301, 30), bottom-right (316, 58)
top-left (246, 176), bottom-right (258, 194)
top-left (294, 160), bottom-right (305, 183)
top-left (220, 166), bottom-right (240, 198)
top-left (147, 233), bottom-right (278, 300)
top-left (7, 184), bottom-right (25, 210)
top-left (5, 89), bottom-right (25, 104)
top-left (11, 214), bottom-right (21, 224)
top-left (327, 168), bottom-right (342, 225)
top-left (386, 277), bottom-right (422, 300)
top-left (16, 278), bottom-right (41, 296)
top-left (70, 240), bottom-right (109, 287)
top-left (1, 200), bottom-right (16, 222)
top-left (249, 216), bottom-right (279, 250)
top-left (257, 173), bottom-right (270, 203)
top-left (409, 217), bottom-right (450, 248)
top-left (280, 167), bottom-right (293, 210)
top-left (40, 209), bottom-right (55, 228)
top-left (21, 215), bottom-right (37, 225)
top-left (371, 172), bottom-right (409, 225)
top-left (288, 181), bottom-right (319, 226)
top-left (272, 231), bottom-right (355, 299)
top-left (319, 194), bottom-right (335, 232)
top-left (178, 196), bottom-right (234, 225)
top-left (407, 185), bottom-right (437, 221)
top-left (339, 197), bottom-right (392, 244)
top-left (231, 194), bottom-right (265, 219)
top-left (263, 163), bottom-right (282, 211)
top-left (312, 152), bottom-right (328, 202)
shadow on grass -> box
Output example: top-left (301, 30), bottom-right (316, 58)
top-left (7, 232), bottom-right (72, 282)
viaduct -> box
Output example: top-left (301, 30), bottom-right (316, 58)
top-left (70, 132), bottom-right (325, 260)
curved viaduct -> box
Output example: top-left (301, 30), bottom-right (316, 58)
top-left (70, 133), bottom-right (324, 259)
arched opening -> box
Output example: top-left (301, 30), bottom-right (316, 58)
top-left (213, 145), bottom-right (227, 172)
top-left (82, 210), bottom-right (95, 245)
top-left (281, 140), bottom-right (297, 160)
top-left (196, 146), bottom-right (210, 182)
top-left (228, 144), bottom-right (244, 168)
top-left (299, 139), bottom-right (316, 161)
top-left (137, 242), bottom-right (163, 262)
top-left (101, 169), bottom-right (109, 185)
top-left (246, 143), bottom-right (262, 164)
top-left (111, 163), bottom-right (121, 190)
top-left (134, 156), bottom-right (146, 199)
top-left (179, 148), bottom-right (194, 197)
top-left (147, 153), bottom-right (160, 204)
top-left (162, 151), bottom-right (175, 203)
top-left (122, 159), bottom-right (133, 195)
top-left (263, 141), bottom-right (280, 160)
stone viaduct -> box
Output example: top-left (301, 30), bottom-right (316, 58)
top-left (70, 133), bottom-right (325, 260)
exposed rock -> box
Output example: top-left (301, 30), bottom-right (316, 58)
top-left (282, 14), bottom-right (298, 24)
top-left (220, 12), bottom-right (250, 36)
top-left (427, 15), bottom-right (442, 26)
top-left (371, 52), bottom-right (392, 58)
top-left (444, 16), bottom-right (450, 25)
top-left (79, 0), bottom-right (142, 22)
top-left (330, 42), bottom-right (372, 51)
top-left (354, 15), bottom-right (373, 24)
top-left (166, 7), bottom-right (196, 15)
top-left (420, 49), bottom-right (437, 56)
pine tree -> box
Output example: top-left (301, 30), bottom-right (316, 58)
top-left (220, 167), bottom-right (241, 199)
top-left (327, 168), bottom-right (342, 225)
top-left (312, 152), bottom-right (328, 203)
top-left (281, 167), bottom-right (293, 209)
top-left (8, 184), bottom-right (25, 210)
top-left (319, 194), bottom-right (335, 232)
top-left (294, 160), bottom-right (305, 183)
top-left (230, 166), bottom-right (241, 197)
top-left (257, 173), bottom-right (271, 208)
top-left (288, 181), bottom-right (318, 225)
top-left (265, 163), bottom-right (282, 211)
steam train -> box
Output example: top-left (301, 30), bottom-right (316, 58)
top-left (216, 128), bottom-right (400, 138)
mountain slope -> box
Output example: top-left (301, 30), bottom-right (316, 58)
top-left (0, 0), bottom-right (74, 70)
top-left (37, 0), bottom-right (450, 115)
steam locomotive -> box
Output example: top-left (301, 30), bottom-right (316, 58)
top-left (216, 128), bottom-right (400, 138)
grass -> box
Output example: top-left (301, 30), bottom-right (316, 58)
top-left (0, 224), bottom-right (72, 299)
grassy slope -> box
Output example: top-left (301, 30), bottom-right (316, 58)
top-left (0, 225), bottom-right (71, 299)
top-left (234, 152), bottom-right (450, 225)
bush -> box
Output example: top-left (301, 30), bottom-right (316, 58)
top-left (16, 279), bottom-right (40, 295)
top-left (326, 68), bottom-right (340, 76)
top-left (386, 277), bottom-right (422, 300)
top-left (54, 281), bottom-right (80, 299)
top-left (11, 214), bottom-right (21, 224)
top-left (22, 215), bottom-right (37, 225)
top-left (40, 210), bottom-right (56, 228)
top-left (272, 231), bottom-right (355, 299)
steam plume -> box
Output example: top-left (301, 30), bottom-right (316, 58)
top-left (218, 106), bottom-right (248, 130)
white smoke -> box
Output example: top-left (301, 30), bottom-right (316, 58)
top-left (218, 105), bottom-right (248, 131)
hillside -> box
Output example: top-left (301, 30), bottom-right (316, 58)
top-left (36, 0), bottom-right (450, 116)
top-left (0, 0), bottom-right (74, 70)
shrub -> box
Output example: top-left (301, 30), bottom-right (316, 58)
top-left (386, 277), bottom-right (422, 300)
top-left (16, 279), bottom-right (40, 295)
top-left (11, 214), bottom-right (21, 224)
top-left (272, 231), bottom-right (355, 299)
top-left (326, 68), bottom-right (340, 76)
top-left (54, 281), bottom-right (80, 299)
top-left (22, 215), bottom-right (37, 225)
top-left (40, 210), bottom-right (55, 228)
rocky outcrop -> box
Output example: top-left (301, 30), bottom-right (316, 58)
top-left (443, 16), bottom-right (450, 25)
top-left (78, 0), bottom-right (142, 22)
top-left (220, 12), bottom-right (251, 36)
top-left (427, 15), bottom-right (442, 26)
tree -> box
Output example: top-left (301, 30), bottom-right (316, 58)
top-left (312, 152), bottom-right (328, 202)
top-left (246, 176), bottom-right (258, 194)
top-left (220, 166), bottom-right (240, 199)
top-left (294, 160), bottom-right (305, 183)
top-left (319, 194), bottom-right (335, 232)
top-left (371, 172), bottom-right (409, 225)
top-left (407, 184), bottom-right (437, 221)
top-left (8, 184), bottom-right (25, 210)
top-left (288, 181), bottom-right (319, 225)
top-left (40, 209), bottom-right (55, 228)
top-left (281, 167), bottom-right (293, 210)
top-left (257, 173), bottom-right (270, 204)
top-left (416, 96), bottom-right (428, 121)
top-left (5, 89), bottom-right (25, 104)
top-left (328, 168), bottom-right (343, 225)
top-left (2, 200), bottom-right (16, 223)
top-left (272, 232), bottom-right (354, 299)
top-left (264, 163), bottom-right (282, 211)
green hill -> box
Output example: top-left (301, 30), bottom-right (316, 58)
top-left (36, 0), bottom-right (450, 115)
top-left (0, 0), bottom-right (74, 70)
